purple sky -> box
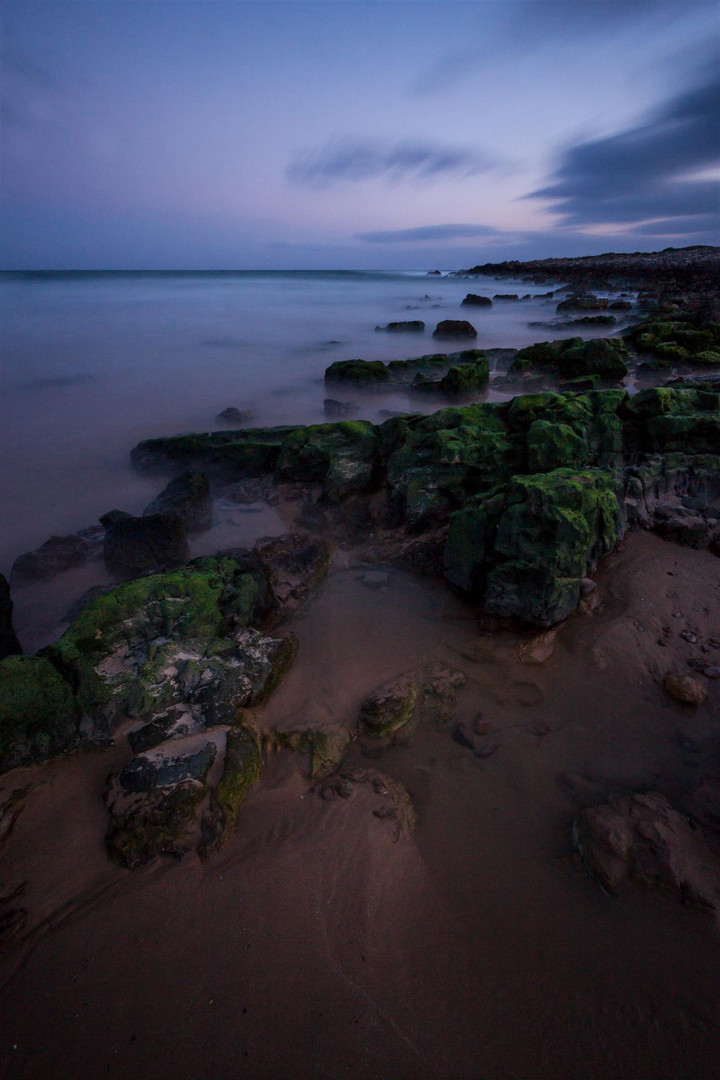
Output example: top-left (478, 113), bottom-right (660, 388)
top-left (1, 0), bottom-right (718, 269)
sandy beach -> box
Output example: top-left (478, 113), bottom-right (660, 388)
top-left (1, 528), bottom-right (718, 1080)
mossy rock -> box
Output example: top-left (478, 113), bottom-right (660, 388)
top-left (358, 677), bottom-right (417, 738)
top-left (526, 420), bottom-right (587, 472)
top-left (692, 350), bottom-right (720, 367)
top-left (275, 421), bottom-right (379, 500)
top-left (299, 728), bottom-right (350, 778)
top-left (445, 468), bottom-right (623, 626)
top-left (213, 726), bottom-right (262, 824)
top-left (45, 561), bottom-right (280, 739)
top-left (0, 655), bottom-right (79, 772)
top-left (131, 428), bottom-right (296, 478)
top-left (556, 338), bottom-right (628, 381)
top-left (324, 359), bottom-right (389, 385)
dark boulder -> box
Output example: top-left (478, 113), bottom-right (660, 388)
top-left (103, 513), bottom-right (190, 577)
top-left (324, 398), bottom-right (359, 417)
top-left (433, 320), bottom-right (477, 339)
top-left (556, 295), bottom-right (609, 313)
top-left (461, 294), bottom-right (492, 307)
top-left (0, 575), bottom-right (21, 659)
top-left (11, 528), bottom-right (102, 582)
top-left (143, 471), bottom-right (212, 533)
top-left (493, 294), bottom-right (519, 301)
top-left (0, 655), bottom-right (79, 772)
top-left (216, 407), bottom-right (256, 424)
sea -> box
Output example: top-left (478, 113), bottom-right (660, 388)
top-left (1, 269), bottom-right (627, 649)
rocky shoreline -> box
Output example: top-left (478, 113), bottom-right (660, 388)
top-left (1, 248), bottom-right (719, 1079)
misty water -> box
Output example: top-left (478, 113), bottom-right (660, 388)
top-left (1, 269), bottom-right (628, 650)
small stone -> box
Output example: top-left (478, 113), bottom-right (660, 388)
top-left (580, 578), bottom-right (596, 596)
top-left (680, 630), bottom-right (697, 644)
top-left (664, 672), bottom-right (707, 705)
top-left (672, 611), bottom-right (682, 619)
top-left (703, 666), bottom-right (720, 679)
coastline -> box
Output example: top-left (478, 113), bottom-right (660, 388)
top-left (1, 246), bottom-right (719, 1079)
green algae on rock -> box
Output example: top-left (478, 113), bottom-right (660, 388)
top-left (324, 359), bottom-right (390, 385)
top-left (131, 426), bottom-right (297, 478)
top-left (275, 421), bottom-right (380, 500)
top-left (358, 675), bottom-right (418, 739)
top-left (445, 468), bottom-right (623, 626)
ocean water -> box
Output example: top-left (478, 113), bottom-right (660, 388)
top-left (1, 269), bottom-right (626, 617)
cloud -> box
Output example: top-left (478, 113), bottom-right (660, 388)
top-left (286, 138), bottom-right (493, 187)
top-left (529, 70), bottom-right (720, 237)
top-left (357, 223), bottom-right (500, 243)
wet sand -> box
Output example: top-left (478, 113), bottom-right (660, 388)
top-left (1, 530), bottom-right (719, 1080)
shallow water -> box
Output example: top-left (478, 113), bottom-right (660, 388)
top-left (1, 269), bottom-right (630, 576)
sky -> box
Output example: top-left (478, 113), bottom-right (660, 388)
top-left (1, 0), bottom-right (718, 270)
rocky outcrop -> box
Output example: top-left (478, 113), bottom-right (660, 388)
top-left (275, 421), bottom-right (380, 501)
top-left (574, 792), bottom-right (720, 913)
top-left (358, 675), bottom-right (417, 739)
top-left (324, 398), bottom-right (359, 417)
top-left (411, 356), bottom-right (489, 396)
top-left (462, 294), bottom-right (492, 307)
top-left (143, 471), bottom-right (212, 533)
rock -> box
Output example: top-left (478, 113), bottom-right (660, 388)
top-left (433, 320), bottom-right (477, 339)
top-left (518, 629), bottom-right (556, 664)
top-left (556, 295), bottom-right (609, 313)
top-left (251, 534), bottom-right (332, 618)
top-left (324, 359), bottom-right (390, 386)
top-left (0, 655), bottom-right (79, 772)
top-left (493, 294), bottom-right (519, 301)
top-left (609, 300), bottom-right (633, 311)
top-left (580, 577), bottom-right (596, 596)
top-left (565, 315), bottom-right (617, 327)
top-left (216, 407), bottom-right (255, 424)
top-left (420, 662), bottom-right (467, 724)
top-left (681, 780), bottom-right (720, 832)
top-left (105, 741), bottom-right (218, 869)
top-left (574, 792), bottom-right (720, 912)
top-left (664, 672), bottom-right (707, 705)
top-left (272, 726), bottom-right (350, 780)
top-left (10, 528), bottom-right (103, 582)
top-left (200, 726), bottom-right (262, 854)
top-left (131, 426), bottom-right (297, 479)
top-left (358, 676), bottom-right (417, 738)
top-left (0, 575), bottom-right (21, 659)
top-left (445, 467), bottom-right (623, 626)
top-left (103, 512), bottom-right (190, 577)
top-left (119, 741), bottom-right (217, 793)
top-left (324, 398), bottom-right (359, 417)
top-left (508, 337), bottom-right (628, 381)
top-left (461, 294), bottom-right (492, 307)
top-left (45, 559), bottom-right (295, 742)
top-left (375, 321), bottom-right (425, 332)
top-left (143, 471), bottom-right (212, 533)
top-left (275, 421), bottom-right (380, 501)
top-left (412, 356), bottom-right (489, 396)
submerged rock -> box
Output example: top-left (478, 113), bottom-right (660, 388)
top-left (412, 356), bottom-right (489, 396)
top-left (433, 320), bottom-right (477, 339)
top-left (358, 676), bottom-right (417, 739)
top-left (461, 294), bottom-right (492, 307)
top-left (143, 471), bottom-right (212, 533)
top-left (131, 426), bottom-right (297, 479)
top-left (574, 792), bottom-right (720, 913)
top-left (324, 398), bottom-right (359, 417)
top-left (216, 407), bottom-right (255, 424)
top-left (375, 321), bottom-right (425, 332)
top-left (11, 528), bottom-right (102, 582)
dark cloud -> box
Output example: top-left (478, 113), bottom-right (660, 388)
top-left (286, 138), bottom-right (493, 187)
top-left (529, 71), bottom-right (720, 236)
top-left (358, 224), bottom-right (500, 243)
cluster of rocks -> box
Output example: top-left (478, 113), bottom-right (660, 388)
top-left (0, 534), bottom-right (331, 867)
top-left (129, 377), bottom-right (719, 629)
